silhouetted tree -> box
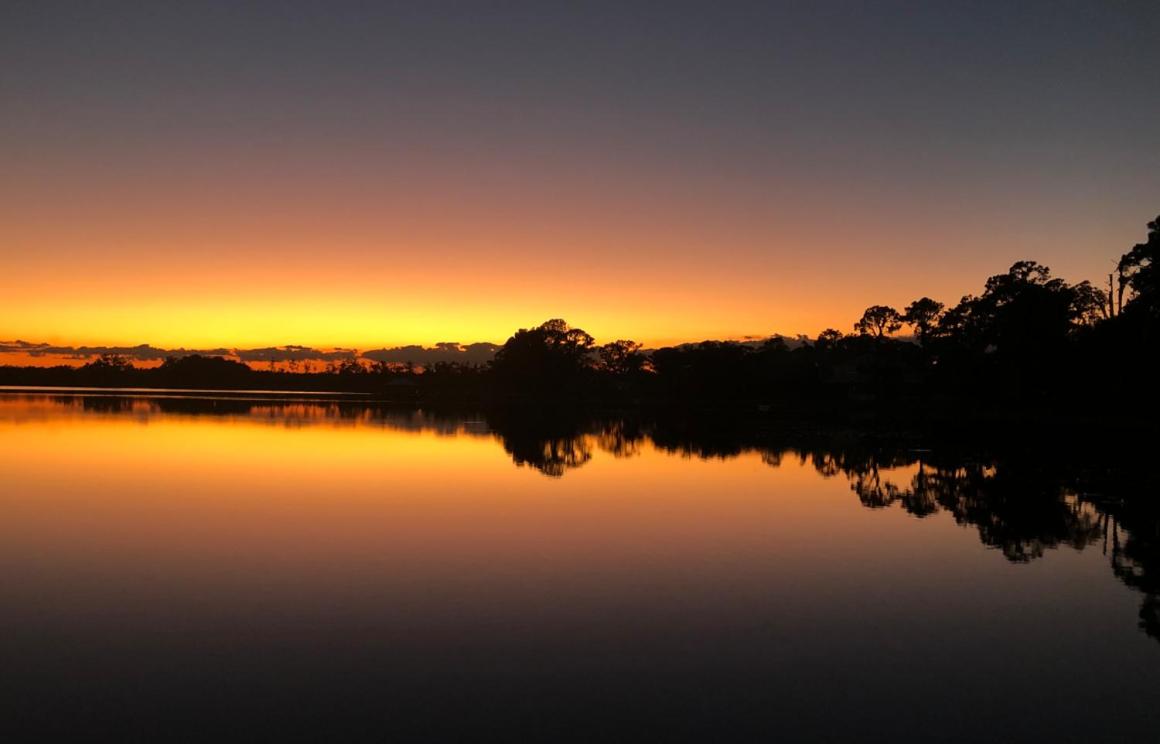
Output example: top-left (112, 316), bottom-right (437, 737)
top-left (76, 353), bottom-right (136, 385)
top-left (650, 341), bottom-right (756, 401)
top-left (903, 297), bottom-right (944, 343)
top-left (157, 355), bottom-right (253, 387)
top-left (84, 353), bottom-right (134, 373)
top-left (815, 328), bottom-right (844, 349)
top-left (335, 358), bottom-right (369, 375)
top-left (1117, 215), bottom-right (1159, 318)
top-left (931, 261), bottom-right (1086, 355)
top-left (597, 339), bottom-right (646, 377)
top-left (490, 319), bottom-right (595, 395)
top-left (761, 335), bottom-right (791, 352)
top-left (854, 305), bottom-right (903, 338)
top-left (1069, 280), bottom-right (1109, 325)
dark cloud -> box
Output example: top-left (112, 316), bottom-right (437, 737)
top-left (1, 340), bottom-right (500, 366)
top-left (0, 341), bottom-right (230, 361)
top-left (362, 342), bottom-right (499, 366)
top-left (656, 335), bottom-right (806, 351)
top-left (233, 346), bottom-right (358, 363)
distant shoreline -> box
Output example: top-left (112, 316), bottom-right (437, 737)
top-left (0, 384), bottom-right (370, 398)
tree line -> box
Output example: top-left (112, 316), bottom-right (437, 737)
top-left (474, 213), bottom-right (1157, 420)
top-left (2, 214), bottom-right (1156, 421)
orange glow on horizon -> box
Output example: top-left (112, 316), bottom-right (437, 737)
top-left (1, 1), bottom-right (1150, 358)
top-left (1, 219), bottom-right (1128, 351)
top-left (2, 128), bottom-right (1139, 349)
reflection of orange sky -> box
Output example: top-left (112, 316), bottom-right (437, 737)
top-left (1, 141), bottom-right (1136, 350)
top-left (0, 395), bottom-right (972, 617)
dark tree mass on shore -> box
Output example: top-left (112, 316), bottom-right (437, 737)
top-left (3, 215), bottom-right (1157, 424)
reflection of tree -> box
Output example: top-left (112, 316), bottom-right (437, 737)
top-left (504, 435), bottom-right (594, 478)
top-left (812, 453), bottom-right (1107, 561)
top-left (595, 420), bottom-right (644, 459)
top-left (760, 450), bottom-right (783, 468)
top-left (492, 418), bottom-right (651, 476)
top-left (936, 468), bottom-right (1102, 563)
top-left (595, 412), bottom-right (1156, 645)
top-left (850, 465), bottom-right (904, 509)
top-left (898, 462), bottom-right (940, 517)
top-left (1103, 495), bottom-right (1160, 641)
top-left (73, 395), bottom-right (139, 414)
top-left (808, 452), bottom-right (842, 478)
top-left (42, 393), bottom-right (483, 435)
top-left (798, 449), bottom-right (1155, 643)
top-left (644, 419), bottom-right (1157, 646)
top-left (487, 408), bottom-right (598, 478)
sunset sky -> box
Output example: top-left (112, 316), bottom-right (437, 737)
top-left (3, 1), bottom-right (1158, 352)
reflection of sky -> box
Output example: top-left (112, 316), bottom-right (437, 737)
top-left (2, 393), bottom-right (1158, 739)
top-left (3, 2), bottom-right (1158, 348)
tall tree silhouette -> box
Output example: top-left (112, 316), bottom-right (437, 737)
top-left (903, 297), bottom-right (944, 343)
top-left (1117, 215), bottom-right (1159, 318)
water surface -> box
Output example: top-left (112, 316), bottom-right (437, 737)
top-left (2, 393), bottom-right (1157, 741)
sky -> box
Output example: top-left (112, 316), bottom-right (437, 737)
top-left (2, 0), bottom-right (1158, 354)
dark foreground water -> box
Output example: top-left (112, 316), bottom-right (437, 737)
top-left (1, 392), bottom-right (1157, 741)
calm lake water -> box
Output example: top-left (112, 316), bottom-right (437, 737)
top-left (2, 392), bottom-right (1157, 741)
